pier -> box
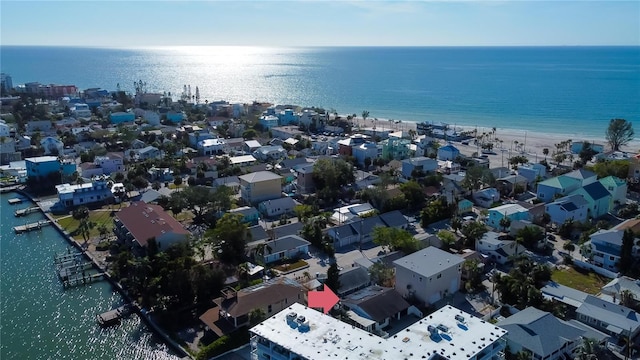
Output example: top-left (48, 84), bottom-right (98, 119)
top-left (13, 220), bottom-right (51, 233)
top-left (97, 304), bottom-right (134, 327)
top-left (8, 197), bottom-right (23, 205)
top-left (1, 185), bottom-right (22, 194)
top-left (54, 251), bottom-right (105, 288)
top-left (15, 206), bottom-right (40, 217)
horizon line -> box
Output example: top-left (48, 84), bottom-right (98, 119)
top-left (1, 44), bottom-right (639, 49)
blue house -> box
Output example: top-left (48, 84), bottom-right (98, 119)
top-left (536, 176), bottom-right (581, 203)
top-left (401, 156), bottom-right (438, 179)
top-left (25, 156), bottom-right (76, 181)
top-left (486, 203), bottom-right (530, 229)
top-left (545, 194), bottom-right (589, 225)
top-left (569, 181), bottom-right (612, 219)
top-left (109, 111), bottom-right (135, 124)
top-left (277, 109), bottom-right (299, 125)
top-left (437, 143), bottom-right (460, 161)
top-left (259, 115), bottom-right (279, 130)
top-left (229, 206), bottom-right (260, 225)
top-left (166, 111), bottom-right (184, 123)
top-left (261, 235), bottom-right (310, 264)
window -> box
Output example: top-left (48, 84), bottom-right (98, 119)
top-left (268, 305), bottom-right (272, 313)
top-left (437, 274), bottom-right (442, 279)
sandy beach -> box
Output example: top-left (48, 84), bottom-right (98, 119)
top-left (349, 116), bottom-right (639, 169)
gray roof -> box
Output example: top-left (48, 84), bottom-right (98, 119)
top-left (271, 222), bottom-right (304, 238)
top-left (379, 210), bottom-right (408, 228)
top-left (498, 307), bottom-right (586, 357)
top-left (565, 169), bottom-right (597, 180)
top-left (248, 225), bottom-right (270, 244)
top-left (139, 189), bottom-right (161, 204)
top-left (602, 276), bottom-right (640, 299)
top-left (238, 171), bottom-right (282, 183)
top-left (259, 197), bottom-right (296, 212)
top-left (338, 267), bottom-right (371, 295)
top-left (576, 295), bottom-right (640, 333)
top-left (342, 287), bottom-right (410, 323)
top-left (229, 206), bottom-right (259, 218)
top-left (393, 247), bottom-right (465, 278)
top-left (541, 281), bottom-right (590, 308)
top-left (264, 235), bottom-right (310, 255)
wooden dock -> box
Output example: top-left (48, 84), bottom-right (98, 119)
top-left (13, 220), bottom-right (51, 233)
top-left (54, 251), bottom-right (105, 288)
top-left (15, 206), bottom-right (40, 217)
top-left (97, 304), bottom-right (134, 327)
top-left (8, 198), bottom-right (23, 205)
top-left (1, 185), bottom-right (21, 194)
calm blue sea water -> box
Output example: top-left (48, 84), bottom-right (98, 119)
top-left (0, 194), bottom-right (180, 360)
top-left (1, 46), bottom-right (639, 138)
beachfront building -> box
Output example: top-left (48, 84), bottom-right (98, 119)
top-left (486, 203), bottom-right (530, 229)
top-left (239, 171), bottom-right (283, 204)
top-left (114, 201), bottom-right (189, 251)
top-left (55, 176), bottom-right (113, 208)
top-left (276, 109), bottom-right (299, 125)
top-left (394, 246), bottom-right (464, 305)
top-left (250, 303), bottom-right (508, 360)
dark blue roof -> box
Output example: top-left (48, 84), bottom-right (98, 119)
top-left (562, 202), bottom-right (578, 212)
top-left (583, 182), bottom-right (610, 201)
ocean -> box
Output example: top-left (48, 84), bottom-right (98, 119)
top-left (0, 193), bottom-right (181, 360)
top-left (1, 46), bottom-right (639, 139)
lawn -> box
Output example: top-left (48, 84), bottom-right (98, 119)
top-left (551, 267), bottom-right (608, 294)
top-left (57, 210), bottom-right (115, 239)
top-left (274, 259), bottom-right (308, 272)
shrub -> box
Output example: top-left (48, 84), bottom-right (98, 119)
top-left (196, 328), bottom-right (250, 360)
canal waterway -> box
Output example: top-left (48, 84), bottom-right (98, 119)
top-left (0, 192), bottom-right (181, 360)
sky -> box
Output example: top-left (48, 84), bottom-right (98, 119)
top-left (1, 1), bottom-right (639, 47)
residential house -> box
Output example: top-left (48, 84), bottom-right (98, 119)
top-left (629, 154), bottom-right (640, 181)
top-left (342, 287), bottom-right (410, 335)
top-left (517, 163), bottom-right (547, 185)
top-left (352, 142), bottom-right (381, 167)
top-left (401, 156), bottom-right (438, 179)
top-left (545, 194), bottom-right (589, 225)
top-left (576, 295), bottom-right (640, 340)
top-left (270, 126), bottom-right (304, 141)
top-left (569, 181), bottom-right (612, 219)
top-left (200, 278), bottom-right (305, 337)
top-left (498, 307), bottom-right (594, 360)
top-left (55, 176), bottom-right (113, 208)
top-left (40, 137), bottom-right (64, 155)
top-left (583, 228), bottom-right (624, 272)
top-left (198, 138), bottom-right (226, 155)
top-left (393, 246), bottom-right (464, 305)
top-left (244, 140), bottom-right (262, 153)
top-left (338, 267), bottom-right (371, 296)
top-left (229, 206), bottom-right (260, 225)
top-left (457, 199), bottom-right (474, 214)
top-left (114, 201), bottom-right (190, 251)
top-left (229, 155), bottom-right (257, 167)
top-left (536, 176), bottom-right (582, 203)
top-left (135, 146), bottom-right (162, 161)
top-left (253, 146), bottom-right (287, 162)
top-left (261, 235), bottom-right (310, 264)
top-left (258, 197), bottom-right (297, 218)
top-left (331, 203), bottom-right (376, 224)
top-left (437, 143), bottom-right (460, 161)
top-left (381, 137), bottom-right (412, 160)
top-left (224, 137), bottom-right (245, 152)
top-left (601, 276), bottom-right (640, 306)
top-left (293, 163), bottom-right (315, 194)
top-left (599, 176), bottom-right (627, 207)
top-left (188, 131), bottom-right (215, 147)
top-left (166, 110), bottom-right (184, 123)
top-left (276, 109), bottom-right (299, 125)
top-left (298, 109), bottom-right (321, 128)
top-left (80, 155), bottom-right (124, 177)
top-left (326, 210), bottom-right (408, 248)
top-left (486, 203), bottom-right (530, 229)
top-left (475, 231), bottom-right (523, 265)
top-left (110, 112), bottom-right (135, 124)
top-left (25, 120), bottom-right (53, 134)
top-left (564, 169), bottom-right (598, 186)
top-left (354, 170), bottom-right (380, 190)
top-left (496, 174), bottom-right (529, 195)
top-left (472, 187), bottom-right (500, 208)
top-left (259, 115), bottom-right (279, 130)
top-left (71, 103), bottom-right (92, 118)
top-left (239, 171), bottom-right (283, 204)
top-left (213, 176), bottom-right (241, 192)
top-left (540, 282), bottom-right (590, 309)
top-left (25, 156), bottom-right (76, 181)
top-left (337, 134), bottom-right (368, 156)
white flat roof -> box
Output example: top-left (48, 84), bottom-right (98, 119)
top-left (26, 156), bottom-right (59, 163)
top-left (55, 182), bottom-right (94, 194)
top-left (230, 155), bottom-right (257, 164)
top-left (251, 303), bottom-right (507, 360)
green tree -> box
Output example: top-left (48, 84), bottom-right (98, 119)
top-left (574, 338), bottom-right (602, 360)
top-left (399, 180), bottom-right (426, 209)
top-left (562, 241), bottom-right (576, 257)
top-left (420, 196), bottom-right (453, 227)
top-left (205, 213), bottom-right (250, 264)
top-left (619, 229), bottom-right (635, 274)
top-left (462, 165), bottom-right (495, 193)
top-left (312, 158), bottom-right (355, 204)
top-left (325, 264), bottom-right (341, 294)
top-left (460, 221), bottom-right (488, 247)
top-left (249, 308), bottom-right (267, 326)
top-left (463, 259), bottom-right (485, 293)
top-left (499, 217), bottom-right (511, 232)
top-left (515, 226), bottom-right (544, 251)
top-left (589, 160), bottom-right (630, 179)
top-left (368, 262), bottom-right (395, 287)
top-left (450, 217), bottom-right (463, 234)
top-left (97, 223), bottom-right (109, 239)
top-left (372, 226), bottom-right (420, 254)
top-left (72, 206), bottom-right (89, 220)
top-left (437, 230), bottom-right (457, 251)
top-left (605, 118), bottom-right (634, 151)
top-left (578, 141), bottom-right (598, 164)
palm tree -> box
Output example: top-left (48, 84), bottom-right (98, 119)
top-left (499, 217), bottom-right (511, 232)
top-left (361, 110), bottom-right (369, 129)
top-left (254, 242), bottom-right (273, 265)
top-left (621, 289), bottom-right (635, 308)
top-left (543, 148), bottom-right (549, 160)
top-left (78, 218), bottom-right (91, 244)
top-left (574, 338), bottom-right (601, 360)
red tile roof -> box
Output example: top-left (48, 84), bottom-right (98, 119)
top-left (116, 201), bottom-right (189, 247)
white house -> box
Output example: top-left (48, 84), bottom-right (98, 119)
top-left (252, 146), bottom-right (287, 161)
top-left (583, 229), bottom-right (624, 272)
top-left (198, 138), bottom-right (226, 155)
top-left (476, 231), bottom-right (523, 264)
top-left (352, 143), bottom-right (380, 167)
top-left (71, 103), bottom-right (92, 118)
top-left (55, 176), bottom-right (113, 208)
top-left (258, 197), bottom-right (297, 218)
top-left (393, 246), bottom-right (464, 305)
